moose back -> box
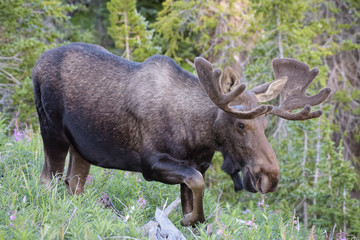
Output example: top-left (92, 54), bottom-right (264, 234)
top-left (32, 43), bottom-right (330, 226)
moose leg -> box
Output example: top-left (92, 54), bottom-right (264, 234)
top-left (40, 139), bottom-right (69, 189)
top-left (65, 145), bottom-right (91, 195)
top-left (141, 153), bottom-right (205, 226)
top-left (181, 184), bottom-right (193, 215)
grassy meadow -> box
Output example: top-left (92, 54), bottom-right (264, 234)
top-left (0, 123), bottom-right (350, 239)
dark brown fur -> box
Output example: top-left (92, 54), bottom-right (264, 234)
top-left (33, 43), bottom-right (328, 226)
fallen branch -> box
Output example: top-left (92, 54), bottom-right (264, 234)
top-left (141, 197), bottom-right (186, 240)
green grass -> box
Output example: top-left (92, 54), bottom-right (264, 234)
top-left (0, 127), bottom-right (348, 239)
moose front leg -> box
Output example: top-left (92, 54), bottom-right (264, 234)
top-left (141, 153), bottom-right (205, 226)
top-left (181, 184), bottom-right (193, 215)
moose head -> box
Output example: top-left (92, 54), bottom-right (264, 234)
top-left (195, 57), bottom-right (331, 194)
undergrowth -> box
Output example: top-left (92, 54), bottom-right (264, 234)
top-left (0, 122), bottom-right (353, 239)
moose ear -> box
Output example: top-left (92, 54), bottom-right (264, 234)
top-left (252, 76), bottom-right (288, 103)
top-left (220, 67), bottom-right (241, 93)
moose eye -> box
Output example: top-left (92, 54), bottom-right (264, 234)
top-left (237, 122), bottom-right (245, 129)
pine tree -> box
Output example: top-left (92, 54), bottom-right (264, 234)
top-left (107, 0), bottom-right (159, 62)
top-left (153, 0), bottom-right (257, 72)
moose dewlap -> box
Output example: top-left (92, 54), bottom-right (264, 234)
top-left (32, 43), bottom-right (331, 226)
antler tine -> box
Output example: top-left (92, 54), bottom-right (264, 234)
top-left (194, 57), bottom-right (273, 119)
top-left (270, 58), bottom-right (331, 120)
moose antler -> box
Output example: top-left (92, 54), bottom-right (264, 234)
top-left (194, 57), bottom-right (273, 119)
top-left (270, 58), bottom-right (331, 120)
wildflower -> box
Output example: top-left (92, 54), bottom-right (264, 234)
top-left (137, 178), bottom-right (141, 183)
top-left (257, 198), bottom-right (265, 208)
top-left (246, 220), bottom-right (257, 230)
top-left (9, 214), bottom-right (16, 227)
top-left (336, 230), bottom-right (347, 240)
top-left (24, 126), bottom-right (34, 143)
top-left (295, 223), bottom-right (300, 231)
top-left (104, 169), bottom-right (114, 175)
top-left (137, 197), bottom-right (146, 208)
top-left (242, 209), bottom-right (251, 215)
top-left (86, 175), bottom-right (94, 184)
top-left (14, 129), bottom-right (24, 141)
top-left (257, 196), bottom-right (268, 211)
top-left (124, 172), bottom-right (129, 178)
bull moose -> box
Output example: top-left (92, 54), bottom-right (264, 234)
top-left (32, 43), bottom-right (331, 226)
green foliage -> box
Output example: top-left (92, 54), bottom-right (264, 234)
top-left (107, 0), bottom-right (159, 61)
top-left (153, 0), bottom-right (256, 67)
top-left (245, 0), bottom-right (337, 86)
top-left (0, 0), bottom-right (95, 126)
top-left (0, 125), bottom-right (339, 239)
top-left (1, 0), bottom-right (359, 237)
top-left (136, 0), bottom-right (164, 23)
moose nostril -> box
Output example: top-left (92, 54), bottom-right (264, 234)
top-left (260, 174), bottom-right (279, 193)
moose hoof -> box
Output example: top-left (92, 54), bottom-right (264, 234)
top-left (180, 212), bottom-right (205, 227)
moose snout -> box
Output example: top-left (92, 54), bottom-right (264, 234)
top-left (255, 168), bottom-right (280, 193)
top-left (256, 173), bottom-right (279, 193)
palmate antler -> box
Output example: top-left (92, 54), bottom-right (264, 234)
top-left (195, 57), bottom-right (331, 120)
top-left (269, 58), bottom-right (331, 120)
top-left (194, 57), bottom-right (273, 119)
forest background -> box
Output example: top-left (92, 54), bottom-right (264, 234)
top-left (0, 0), bottom-right (360, 239)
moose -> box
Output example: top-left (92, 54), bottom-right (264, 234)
top-left (32, 43), bottom-right (330, 226)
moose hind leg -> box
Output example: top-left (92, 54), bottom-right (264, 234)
top-left (40, 139), bottom-right (69, 189)
top-left (65, 145), bottom-right (91, 195)
top-left (142, 153), bottom-right (205, 226)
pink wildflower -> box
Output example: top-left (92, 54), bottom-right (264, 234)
top-left (137, 197), bottom-right (146, 208)
top-left (246, 220), bottom-right (257, 230)
top-left (14, 129), bottom-right (24, 141)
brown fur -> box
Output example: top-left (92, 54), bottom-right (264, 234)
top-left (32, 43), bottom-right (328, 226)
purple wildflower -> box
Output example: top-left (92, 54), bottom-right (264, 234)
top-left (246, 220), bottom-right (257, 230)
top-left (242, 209), bottom-right (251, 215)
top-left (14, 129), bottom-right (24, 141)
top-left (137, 178), bottom-right (141, 183)
top-left (124, 172), bottom-right (129, 178)
top-left (336, 230), bottom-right (347, 240)
top-left (9, 214), bottom-right (16, 227)
top-left (257, 197), bottom-right (269, 211)
top-left (137, 197), bottom-right (146, 208)
top-left (86, 175), bottom-right (94, 184)
top-left (104, 169), bottom-right (114, 175)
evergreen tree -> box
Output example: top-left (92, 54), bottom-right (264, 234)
top-left (153, 0), bottom-right (257, 72)
top-left (107, 0), bottom-right (159, 62)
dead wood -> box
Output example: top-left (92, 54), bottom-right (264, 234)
top-left (141, 197), bottom-right (186, 240)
